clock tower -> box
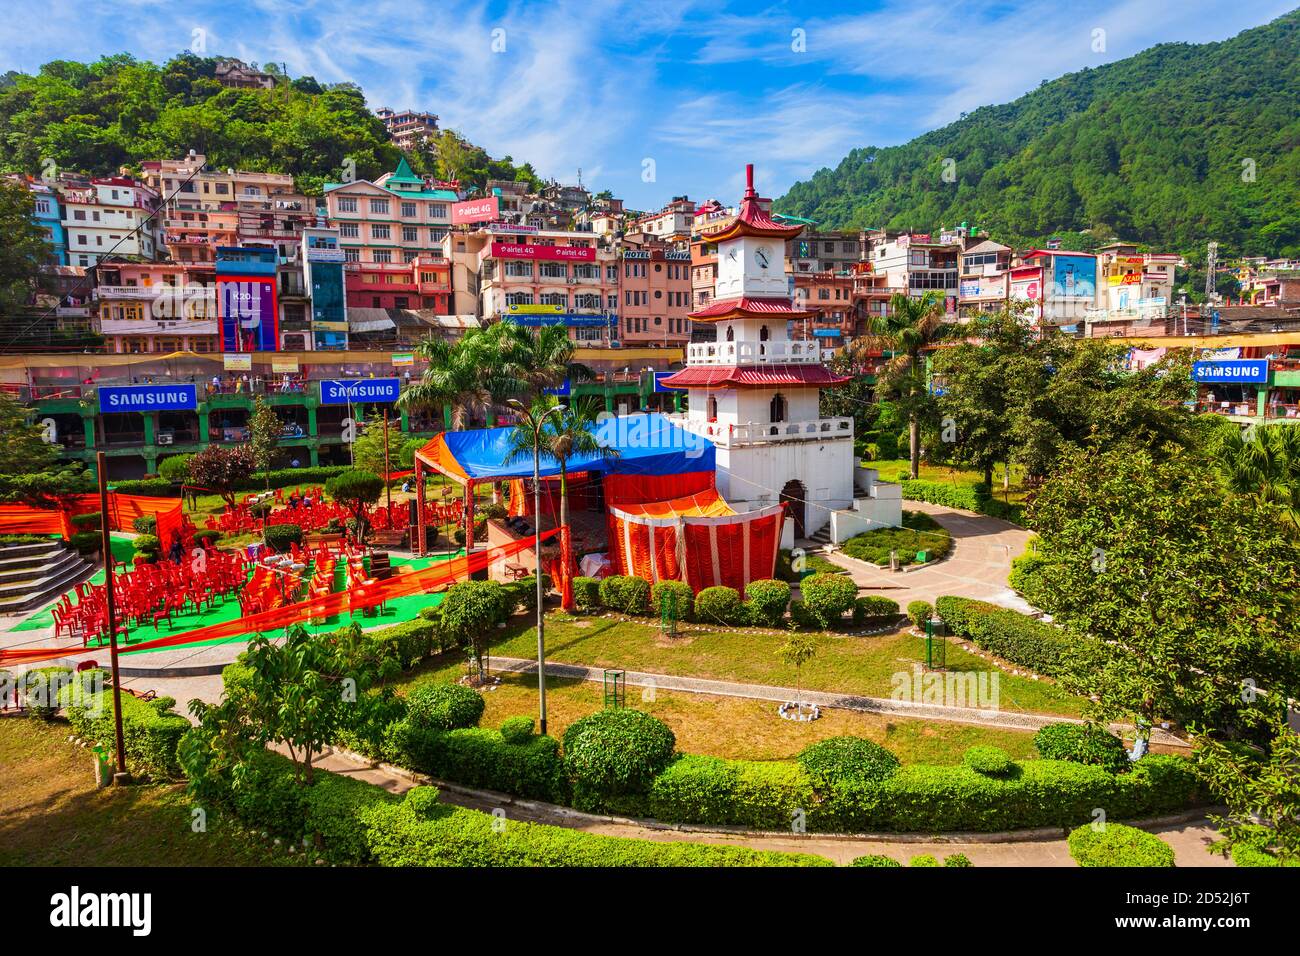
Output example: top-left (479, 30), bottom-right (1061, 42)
top-left (662, 164), bottom-right (898, 542)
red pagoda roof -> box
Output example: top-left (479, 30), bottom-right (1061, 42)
top-left (701, 164), bottom-right (805, 242)
top-left (660, 364), bottom-right (850, 389)
top-left (688, 296), bottom-right (815, 322)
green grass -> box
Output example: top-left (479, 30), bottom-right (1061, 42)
top-left (841, 510), bottom-right (953, 566)
top-left (0, 716), bottom-right (302, 866)
top-left (868, 459), bottom-right (1031, 504)
top-left (398, 613), bottom-right (1083, 717)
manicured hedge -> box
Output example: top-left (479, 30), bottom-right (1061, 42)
top-left (743, 579), bottom-right (791, 627)
top-left (1008, 550), bottom-right (1054, 609)
top-left (69, 531), bottom-right (102, 556)
top-left (499, 715), bottom-right (535, 745)
top-left (963, 745), bottom-right (1015, 777)
top-left (798, 736), bottom-right (900, 789)
top-left (572, 576), bottom-right (602, 613)
top-left (853, 595), bottom-right (900, 625)
top-left (840, 511), bottom-right (952, 566)
top-left (694, 585), bottom-right (742, 625)
top-left (563, 709), bottom-right (676, 808)
top-left (367, 619), bottom-right (442, 669)
top-left (393, 724), bottom-right (568, 803)
top-left (110, 478), bottom-right (177, 496)
top-left (851, 854), bottom-right (902, 867)
top-left (1067, 823), bottom-right (1175, 867)
top-left (935, 595), bottom-right (1106, 678)
top-left (907, 600), bottom-right (933, 629)
top-left (263, 523), bottom-right (303, 553)
top-left (598, 575), bottom-right (650, 615)
top-left (404, 683), bottom-right (485, 732)
top-left (1034, 722), bottom-right (1131, 772)
top-left (650, 580), bottom-right (694, 622)
top-left (801, 572), bottom-right (858, 627)
top-left (61, 674), bottom-right (190, 779)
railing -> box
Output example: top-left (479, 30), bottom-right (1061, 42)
top-left (686, 340), bottom-right (824, 366)
top-left (668, 413), bottom-right (853, 447)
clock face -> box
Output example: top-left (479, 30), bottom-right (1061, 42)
top-left (754, 245), bottom-right (772, 269)
top-left (727, 247), bottom-right (739, 263)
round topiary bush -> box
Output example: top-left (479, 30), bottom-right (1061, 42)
top-left (963, 745), bottom-right (1015, 777)
top-left (1067, 823), bottom-right (1175, 867)
top-left (907, 600), bottom-right (934, 629)
top-left (194, 529), bottom-right (222, 548)
top-left (597, 575), bottom-right (650, 615)
top-left (248, 500), bottom-right (274, 520)
top-left (800, 572), bottom-right (858, 628)
top-left (69, 531), bottom-right (102, 556)
top-left (132, 534), bottom-right (161, 561)
top-left (562, 708), bottom-right (676, 800)
top-left (943, 853), bottom-right (973, 867)
top-left (850, 854), bottom-right (902, 867)
top-left (572, 576), bottom-right (602, 613)
top-left (651, 580), bottom-right (694, 622)
top-left (263, 523), bottom-right (304, 554)
top-left (1034, 723), bottom-right (1130, 772)
top-left (499, 715), bottom-right (536, 745)
top-left (403, 683), bottom-right (486, 731)
top-left (694, 585), bottom-right (742, 625)
top-left (131, 515), bottom-right (158, 535)
top-left (743, 578), bottom-right (791, 627)
top-left (909, 854), bottom-right (940, 867)
top-left (852, 595), bottom-right (900, 625)
top-left (797, 736), bottom-right (901, 790)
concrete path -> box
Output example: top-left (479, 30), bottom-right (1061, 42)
top-left (311, 744), bottom-right (1229, 867)
top-left (819, 499), bottom-right (1037, 612)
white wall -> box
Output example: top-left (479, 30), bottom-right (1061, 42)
top-left (717, 436), bottom-right (856, 537)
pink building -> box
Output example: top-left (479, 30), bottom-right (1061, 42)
top-left (323, 158), bottom-right (457, 266)
top-left (618, 235), bottom-right (692, 347)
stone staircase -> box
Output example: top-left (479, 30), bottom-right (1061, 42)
top-left (0, 540), bottom-right (95, 616)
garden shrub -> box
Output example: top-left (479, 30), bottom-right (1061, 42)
top-left (1008, 550), bottom-right (1054, 609)
top-left (935, 595), bottom-right (1108, 678)
top-left (68, 531), bottom-right (102, 556)
top-left (62, 680), bottom-right (190, 779)
top-left (394, 724), bottom-right (567, 803)
top-left (1034, 723), bottom-right (1130, 772)
top-left (133, 534), bottom-right (161, 561)
top-left (694, 585), bottom-right (742, 626)
top-left (573, 576), bottom-right (602, 613)
top-left (403, 683), bottom-right (485, 731)
top-left (1067, 823), bottom-right (1175, 867)
top-left (248, 500), bottom-right (274, 520)
top-left (907, 600), bottom-right (934, 629)
top-left (598, 575), bottom-right (650, 615)
top-left (156, 454), bottom-right (193, 484)
top-left (131, 515), bottom-right (157, 535)
top-left (852, 595), bottom-right (900, 625)
top-left (800, 572), bottom-right (859, 628)
top-left (194, 529), bottom-right (221, 547)
top-left (840, 510), bottom-right (952, 566)
top-left (787, 599), bottom-right (819, 630)
top-left (909, 854), bottom-right (939, 866)
top-left (963, 745), bottom-right (1015, 777)
top-left (19, 666), bottom-right (73, 719)
top-left (850, 854), bottom-right (902, 867)
top-left (439, 580), bottom-right (510, 649)
top-left (500, 715), bottom-right (535, 745)
top-left (71, 511), bottom-right (102, 530)
top-left (263, 523), bottom-right (304, 553)
top-left (944, 853), bottom-right (973, 867)
top-left (563, 709), bottom-right (676, 807)
top-left (742, 578), bottom-right (791, 627)
top-left (366, 619), bottom-right (439, 669)
top-left (798, 736), bottom-right (901, 790)
top-left (503, 574), bottom-right (551, 615)
top-left (109, 478), bottom-right (176, 497)
top-left (651, 580), bottom-right (694, 622)
top-left (899, 480), bottom-right (990, 515)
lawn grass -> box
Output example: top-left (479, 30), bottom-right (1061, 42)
top-left (868, 458), bottom-right (1031, 505)
top-left (398, 613), bottom-right (1082, 718)
top-left (0, 716), bottom-right (301, 866)
top-left (395, 663), bottom-right (1040, 764)
top-left (841, 510), bottom-right (953, 566)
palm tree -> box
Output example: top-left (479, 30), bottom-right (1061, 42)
top-left (856, 291), bottom-right (954, 479)
top-left (497, 321), bottom-right (593, 398)
top-left (399, 329), bottom-right (516, 429)
top-left (1213, 424), bottom-right (1300, 528)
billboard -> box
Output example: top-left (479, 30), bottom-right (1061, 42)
top-left (490, 242), bottom-right (595, 262)
top-left (1051, 255), bottom-right (1096, 298)
top-left (1192, 360), bottom-right (1269, 384)
top-left (218, 277), bottom-right (279, 352)
top-left (319, 378), bottom-right (403, 405)
top-left (452, 196), bottom-right (500, 225)
top-left (507, 303), bottom-right (565, 315)
top-left (1010, 276), bottom-right (1041, 301)
top-left (99, 384), bottom-right (198, 413)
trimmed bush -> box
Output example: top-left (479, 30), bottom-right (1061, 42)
top-left (110, 478), bottom-right (175, 496)
top-left (71, 511), bottom-right (102, 530)
top-left (500, 715), bottom-right (536, 745)
top-left (1034, 723), bottom-right (1130, 772)
top-left (367, 619), bottom-right (440, 669)
top-left (263, 523), bottom-right (303, 553)
top-left (69, 531), bottom-right (102, 556)
top-left (944, 853), bottom-right (973, 867)
top-left (907, 600), bottom-right (934, 629)
top-left (853, 595), bottom-right (900, 625)
top-left (156, 454), bottom-right (193, 484)
top-left (503, 574), bottom-right (551, 615)
top-left (743, 578), bottom-right (791, 627)
top-left (404, 683), bottom-right (485, 731)
top-left (800, 572), bottom-right (858, 628)
top-left (651, 580), bottom-right (694, 622)
top-left (1067, 823), bottom-right (1175, 867)
top-left (935, 595), bottom-right (1109, 678)
top-left (133, 534), bottom-right (161, 561)
top-left (963, 745), bottom-right (1015, 777)
top-left (851, 854), bottom-right (902, 867)
top-left (840, 510), bottom-right (952, 566)
top-left (19, 666), bottom-right (73, 719)
top-left (563, 709), bottom-right (676, 807)
top-left (62, 678), bottom-right (190, 779)
top-left (131, 515), bottom-right (157, 535)
top-left (194, 529), bottom-right (221, 548)
top-left (798, 736), bottom-right (901, 790)
top-left (598, 575), bottom-right (650, 615)
top-left (694, 585), bottom-right (743, 626)
top-left (909, 854), bottom-right (940, 866)
top-left (572, 576), bottom-right (602, 613)
top-left (394, 724), bottom-right (567, 803)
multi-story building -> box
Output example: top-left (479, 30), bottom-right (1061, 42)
top-left (60, 176), bottom-right (160, 267)
top-left (617, 234), bottom-right (692, 347)
top-left (792, 272), bottom-right (858, 343)
top-left (956, 239), bottom-right (1012, 318)
top-left (302, 228), bottom-right (349, 351)
top-left (343, 256), bottom-right (451, 311)
top-left (692, 199), bottom-right (733, 234)
top-left (786, 230), bottom-right (863, 275)
top-left (12, 177), bottom-right (68, 264)
top-left (214, 59), bottom-right (276, 90)
top-left (375, 108), bottom-right (440, 151)
top-left (863, 230), bottom-right (960, 309)
top-left (94, 261), bottom-right (219, 354)
top-left (323, 158), bottom-right (457, 266)
top-left (215, 246), bottom-right (280, 352)
top-left (1087, 242), bottom-right (1179, 329)
top-left (476, 226), bottom-right (618, 345)
top-left (625, 197), bottom-right (696, 242)
top-left (441, 230), bottom-right (487, 317)
top-left (1010, 249), bottom-right (1099, 330)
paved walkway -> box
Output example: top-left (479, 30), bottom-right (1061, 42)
top-left (312, 744), bottom-right (1229, 867)
top-left (818, 499), bottom-right (1038, 613)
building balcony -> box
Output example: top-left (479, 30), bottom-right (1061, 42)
top-left (686, 339), bottom-right (824, 366)
top-left (667, 413), bottom-right (854, 447)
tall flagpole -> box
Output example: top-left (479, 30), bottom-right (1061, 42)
top-left (96, 451), bottom-right (128, 783)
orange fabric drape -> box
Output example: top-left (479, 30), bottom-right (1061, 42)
top-left (603, 471), bottom-right (714, 507)
top-left (0, 493), bottom-right (183, 546)
top-left (0, 504), bottom-right (71, 538)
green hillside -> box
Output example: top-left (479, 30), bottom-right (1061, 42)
top-left (774, 10), bottom-right (1300, 258)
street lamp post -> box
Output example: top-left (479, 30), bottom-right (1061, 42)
top-left (508, 398), bottom-right (565, 736)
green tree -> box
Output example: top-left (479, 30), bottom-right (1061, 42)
top-left (437, 579), bottom-right (509, 681)
top-left (777, 631), bottom-right (819, 715)
top-left (0, 177), bottom-right (52, 314)
top-left (0, 389), bottom-right (60, 475)
top-left (186, 444), bottom-right (255, 507)
top-left (352, 413), bottom-right (402, 478)
top-left (325, 468), bottom-right (384, 542)
top-left (1212, 424), bottom-right (1300, 529)
top-left (247, 396), bottom-right (281, 491)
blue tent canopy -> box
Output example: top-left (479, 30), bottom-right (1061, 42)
top-left (417, 412), bottom-right (714, 482)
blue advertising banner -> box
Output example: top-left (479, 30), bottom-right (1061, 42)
top-left (99, 384), bottom-right (198, 413)
top-left (653, 372), bottom-right (681, 393)
top-left (218, 277), bottom-right (279, 352)
top-left (1192, 360), bottom-right (1269, 384)
top-left (319, 378), bottom-right (402, 405)
top-left (1051, 254), bottom-right (1096, 298)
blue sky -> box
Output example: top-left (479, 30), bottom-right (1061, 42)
top-left (5, 0), bottom-right (1294, 209)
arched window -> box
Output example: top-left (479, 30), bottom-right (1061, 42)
top-left (759, 325), bottom-right (770, 341)
top-left (707, 395), bottom-right (718, 420)
top-left (769, 392), bottom-right (787, 426)
top-left (725, 325), bottom-right (735, 342)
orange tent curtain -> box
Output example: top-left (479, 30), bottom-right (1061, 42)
top-left (0, 493), bottom-right (182, 545)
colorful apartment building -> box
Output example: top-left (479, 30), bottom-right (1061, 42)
top-left (17, 178), bottom-right (68, 265)
top-left (323, 158), bottom-right (457, 266)
top-left (1090, 242), bottom-right (1179, 325)
top-left (94, 261), bottom-right (219, 354)
top-left (863, 231), bottom-right (961, 309)
top-left (786, 231), bottom-right (863, 275)
top-left (1011, 249), bottom-right (1099, 330)
top-left (626, 197), bottom-right (696, 241)
top-left (60, 176), bottom-right (160, 267)
top-left (302, 228), bottom-right (349, 351)
top-left (343, 257), bottom-right (451, 311)
top-left (956, 239), bottom-right (1012, 318)
top-left (376, 108), bottom-right (440, 151)
top-left (618, 235), bottom-right (692, 347)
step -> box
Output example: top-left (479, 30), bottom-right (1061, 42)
top-left (0, 555), bottom-right (95, 614)
top-left (0, 542), bottom-right (64, 565)
top-left (0, 549), bottom-right (83, 587)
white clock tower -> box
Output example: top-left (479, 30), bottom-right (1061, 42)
top-left (663, 165), bottom-right (899, 542)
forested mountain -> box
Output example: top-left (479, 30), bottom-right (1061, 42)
top-left (775, 10), bottom-right (1300, 258)
top-left (0, 54), bottom-right (544, 195)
